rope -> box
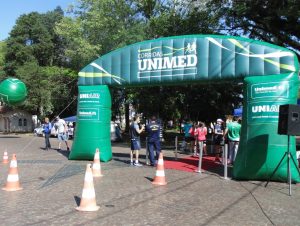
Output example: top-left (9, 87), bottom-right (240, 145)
top-left (51, 96), bottom-right (77, 123)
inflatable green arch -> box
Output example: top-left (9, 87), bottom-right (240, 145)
top-left (69, 35), bottom-right (299, 182)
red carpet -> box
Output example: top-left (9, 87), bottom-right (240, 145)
top-left (164, 155), bottom-right (221, 172)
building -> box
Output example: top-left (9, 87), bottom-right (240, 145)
top-left (0, 105), bottom-right (33, 133)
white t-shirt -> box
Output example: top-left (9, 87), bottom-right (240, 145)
top-left (55, 119), bottom-right (67, 133)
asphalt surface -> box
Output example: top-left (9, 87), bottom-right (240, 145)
top-left (0, 133), bottom-right (300, 226)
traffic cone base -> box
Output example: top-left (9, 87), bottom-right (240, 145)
top-left (76, 205), bottom-right (100, 212)
top-left (152, 180), bottom-right (167, 186)
top-left (152, 153), bottom-right (167, 186)
top-left (2, 186), bottom-right (23, 191)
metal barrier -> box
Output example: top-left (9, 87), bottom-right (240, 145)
top-left (174, 136), bottom-right (178, 160)
top-left (195, 143), bottom-right (203, 174)
top-left (223, 143), bottom-right (228, 180)
top-left (172, 136), bottom-right (229, 180)
top-left (145, 137), bottom-right (149, 165)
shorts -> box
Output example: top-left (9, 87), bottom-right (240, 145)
top-left (58, 133), bottom-right (68, 141)
top-left (131, 139), bottom-right (141, 151)
top-left (214, 134), bottom-right (224, 145)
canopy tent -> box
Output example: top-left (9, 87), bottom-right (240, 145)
top-left (63, 116), bottom-right (76, 122)
top-left (233, 107), bottom-right (243, 117)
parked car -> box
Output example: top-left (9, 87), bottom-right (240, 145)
top-left (33, 124), bottom-right (57, 137)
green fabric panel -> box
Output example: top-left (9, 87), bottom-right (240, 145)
top-left (78, 35), bottom-right (298, 86)
top-left (249, 44), bottom-right (264, 76)
top-left (69, 85), bottom-right (112, 161)
top-left (233, 73), bottom-right (300, 182)
top-left (221, 40), bottom-right (235, 78)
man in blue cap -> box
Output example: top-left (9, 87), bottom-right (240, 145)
top-left (146, 116), bottom-right (161, 166)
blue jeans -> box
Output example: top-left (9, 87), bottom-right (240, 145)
top-left (44, 133), bottom-right (51, 149)
top-left (228, 141), bottom-right (239, 163)
top-left (148, 140), bottom-right (161, 165)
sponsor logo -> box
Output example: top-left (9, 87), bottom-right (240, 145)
top-left (79, 93), bottom-right (100, 99)
top-left (79, 111), bottom-right (97, 116)
top-left (254, 85), bottom-right (285, 94)
top-left (251, 82), bottom-right (289, 99)
top-left (251, 105), bottom-right (279, 113)
top-left (137, 42), bottom-right (198, 78)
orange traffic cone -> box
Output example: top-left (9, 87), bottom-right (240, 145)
top-left (2, 154), bottom-right (23, 191)
top-left (2, 151), bottom-right (9, 164)
top-left (152, 152), bottom-right (167, 186)
top-left (92, 148), bottom-right (103, 177)
top-left (76, 163), bottom-right (100, 211)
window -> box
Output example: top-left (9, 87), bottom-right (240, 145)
top-left (18, 119), bottom-right (22, 126)
top-left (23, 119), bottom-right (27, 126)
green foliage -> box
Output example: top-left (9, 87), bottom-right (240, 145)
top-left (4, 7), bottom-right (66, 75)
top-left (16, 61), bottom-right (77, 117)
top-left (207, 0), bottom-right (300, 58)
top-left (128, 82), bottom-right (242, 123)
top-left (55, 0), bottom-right (146, 71)
top-left (0, 41), bottom-right (6, 79)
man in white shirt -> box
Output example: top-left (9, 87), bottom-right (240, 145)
top-left (54, 116), bottom-right (70, 151)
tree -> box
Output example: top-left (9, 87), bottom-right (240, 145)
top-left (16, 61), bottom-right (77, 117)
top-left (208, 0), bottom-right (300, 58)
top-left (0, 41), bottom-right (6, 79)
top-left (55, 0), bottom-right (146, 71)
top-left (4, 7), bottom-right (66, 75)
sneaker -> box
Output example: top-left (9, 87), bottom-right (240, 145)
top-left (130, 161), bottom-right (134, 166)
top-left (134, 162), bottom-right (143, 167)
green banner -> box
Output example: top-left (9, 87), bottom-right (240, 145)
top-left (69, 85), bottom-right (112, 161)
top-left (78, 35), bottom-right (298, 86)
top-left (233, 74), bottom-right (300, 182)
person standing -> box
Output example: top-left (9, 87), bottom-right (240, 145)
top-left (214, 118), bottom-right (224, 162)
top-left (54, 116), bottom-right (70, 151)
top-left (129, 115), bottom-right (144, 166)
top-left (146, 116), bottom-right (161, 166)
top-left (43, 117), bottom-right (52, 150)
top-left (194, 122), bottom-right (207, 157)
top-left (224, 116), bottom-right (241, 164)
top-left (183, 120), bottom-right (193, 152)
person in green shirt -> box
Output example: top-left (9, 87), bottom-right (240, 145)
top-left (224, 116), bottom-right (241, 164)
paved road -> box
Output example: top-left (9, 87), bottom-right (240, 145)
top-left (0, 134), bottom-right (299, 226)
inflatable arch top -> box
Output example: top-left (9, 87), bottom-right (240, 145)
top-left (78, 34), bottom-right (298, 86)
top-left (71, 35), bottom-right (299, 183)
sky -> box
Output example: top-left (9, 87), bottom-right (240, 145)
top-left (0, 0), bottom-right (75, 41)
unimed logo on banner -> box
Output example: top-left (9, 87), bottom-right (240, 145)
top-left (78, 108), bottom-right (99, 120)
top-left (137, 42), bottom-right (198, 78)
top-left (251, 82), bottom-right (289, 99)
top-left (249, 102), bottom-right (281, 123)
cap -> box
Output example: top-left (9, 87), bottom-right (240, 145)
top-left (217, 119), bottom-right (223, 122)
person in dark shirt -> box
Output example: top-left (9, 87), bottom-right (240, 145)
top-left (129, 115), bottom-right (144, 166)
top-left (214, 118), bottom-right (224, 162)
top-left (146, 116), bottom-right (161, 166)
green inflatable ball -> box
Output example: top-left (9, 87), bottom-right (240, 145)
top-left (0, 78), bottom-right (28, 105)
